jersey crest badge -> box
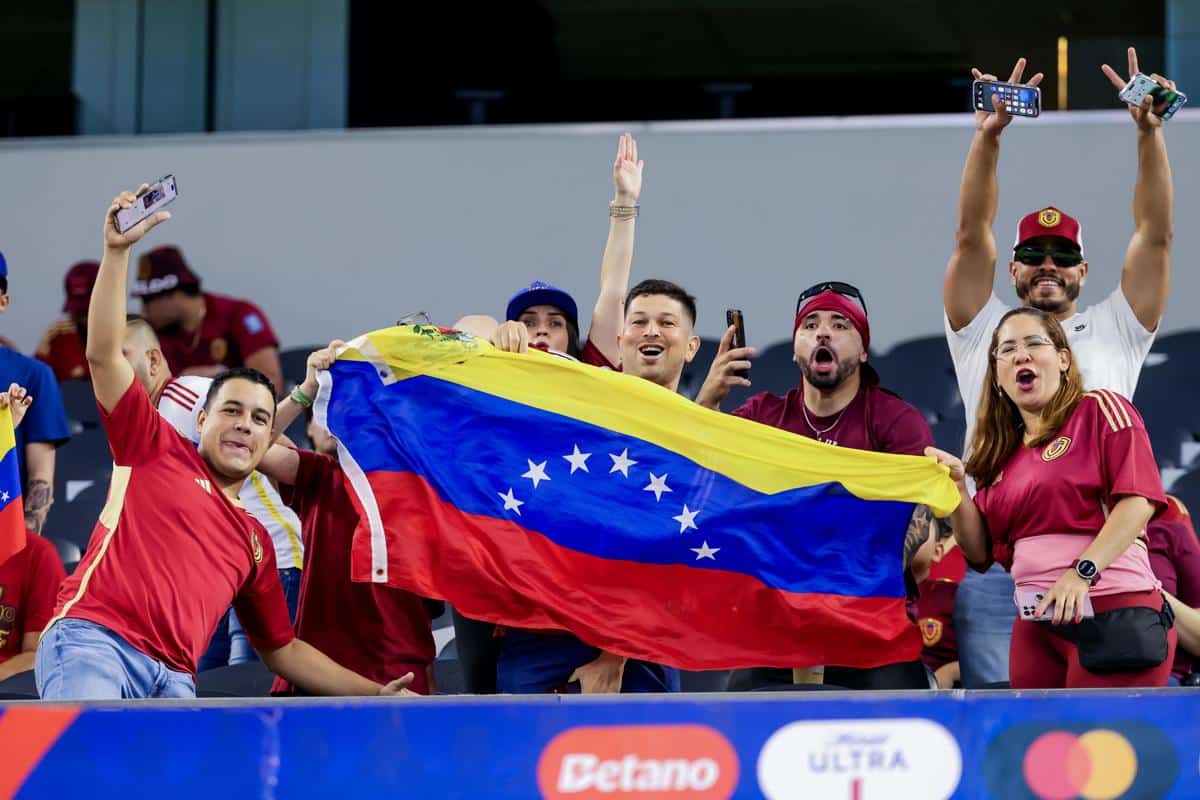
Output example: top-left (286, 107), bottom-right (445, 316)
top-left (1042, 436), bottom-right (1072, 462)
top-left (251, 530), bottom-right (264, 563)
top-left (920, 618), bottom-right (943, 646)
top-left (1038, 208), bottom-right (1061, 227)
top-left (210, 337), bottom-right (229, 363)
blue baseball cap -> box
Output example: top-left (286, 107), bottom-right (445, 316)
top-left (505, 281), bottom-right (579, 328)
top-left (0, 251), bottom-right (7, 278)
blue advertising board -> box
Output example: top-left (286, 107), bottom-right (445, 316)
top-left (2, 689), bottom-right (1197, 799)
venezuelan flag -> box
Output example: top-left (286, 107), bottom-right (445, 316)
top-left (322, 326), bottom-right (959, 670)
top-left (0, 405), bottom-right (27, 566)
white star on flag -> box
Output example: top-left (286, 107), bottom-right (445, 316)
top-left (521, 459), bottom-right (551, 489)
top-left (643, 473), bottom-right (673, 502)
top-left (672, 504), bottom-right (699, 533)
top-left (0, 491), bottom-right (7, 503)
top-left (609, 448), bottom-right (638, 477)
top-left (497, 488), bottom-right (524, 516)
top-left (690, 541), bottom-right (720, 560)
top-left (563, 444), bottom-right (591, 474)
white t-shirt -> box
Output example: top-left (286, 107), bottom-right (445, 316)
top-left (945, 288), bottom-right (1156, 454)
top-left (156, 374), bottom-right (305, 570)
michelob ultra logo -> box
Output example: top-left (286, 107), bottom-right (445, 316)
top-left (757, 718), bottom-right (962, 800)
top-left (537, 724), bottom-right (738, 798)
top-left (984, 722), bottom-right (1177, 799)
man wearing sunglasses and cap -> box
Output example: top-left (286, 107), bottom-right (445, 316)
top-left (943, 50), bottom-right (1176, 689)
top-left (699, 281), bottom-right (936, 689)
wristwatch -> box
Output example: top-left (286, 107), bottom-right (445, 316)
top-left (1072, 558), bottom-right (1100, 586)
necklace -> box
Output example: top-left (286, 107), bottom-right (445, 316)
top-left (802, 401), bottom-right (847, 437)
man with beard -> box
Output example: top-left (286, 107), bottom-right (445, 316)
top-left (942, 50), bottom-right (1175, 688)
top-left (697, 282), bottom-right (935, 689)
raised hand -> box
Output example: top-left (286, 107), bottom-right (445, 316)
top-left (971, 58), bottom-right (1043, 136)
top-left (695, 325), bottom-right (755, 410)
top-left (105, 184), bottom-right (170, 250)
top-left (490, 320), bottom-right (530, 354)
top-left (924, 446), bottom-right (966, 485)
top-left (613, 132), bottom-right (644, 206)
top-left (1101, 46), bottom-right (1175, 131)
top-left (301, 339), bottom-right (346, 396)
top-left (0, 383), bottom-right (32, 429)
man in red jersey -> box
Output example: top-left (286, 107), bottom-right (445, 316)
top-left (34, 261), bottom-right (98, 382)
top-left (256, 345), bottom-right (438, 695)
top-left (34, 186), bottom-right (414, 700)
top-left (131, 245), bottom-right (284, 393)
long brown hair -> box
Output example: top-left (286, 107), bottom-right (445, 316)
top-left (965, 307), bottom-right (1084, 487)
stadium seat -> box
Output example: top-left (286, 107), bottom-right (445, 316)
top-left (678, 670), bottom-right (732, 692)
top-left (1168, 469), bottom-right (1200, 518)
top-left (0, 669), bottom-right (38, 699)
top-left (931, 411), bottom-right (967, 454)
top-left (57, 379), bottom-right (101, 432)
top-left (871, 336), bottom-right (961, 424)
top-left (196, 660), bottom-right (276, 697)
top-left (48, 427), bottom-right (113, 562)
top-left (280, 346), bottom-right (322, 388)
top-left (1136, 362), bottom-right (1200, 468)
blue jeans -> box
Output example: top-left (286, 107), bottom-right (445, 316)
top-left (198, 567), bottom-right (302, 671)
top-left (36, 618), bottom-right (195, 700)
top-left (955, 563), bottom-right (1016, 688)
top-left (497, 630), bottom-right (680, 693)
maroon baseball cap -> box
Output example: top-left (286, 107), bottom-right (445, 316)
top-left (131, 245), bottom-right (201, 297)
top-left (1013, 206), bottom-right (1084, 254)
top-left (63, 261), bottom-right (100, 314)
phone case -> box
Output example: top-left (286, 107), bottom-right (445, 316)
top-left (972, 80), bottom-right (1041, 118)
top-left (1016, 589), bottom-right (1095, 621)
top-left (1119, 73), bottom-right (1187, 121)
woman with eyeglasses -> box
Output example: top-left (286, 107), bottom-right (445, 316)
top-left (928, 307), bottom-right (1174, 689)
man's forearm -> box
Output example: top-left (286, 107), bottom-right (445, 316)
top-left (262, 638), bottom-right (382, 696)
top-left (956, 131), bottom-right (1002, 242)
top-left (0, 651), bottom-right (35, 683)
top-left (24, 443), bottom-right (55, 535)
top-left (86, 246), bottom-right (133, 365)
top-left (1133, 128), bottom-right (1173, 242)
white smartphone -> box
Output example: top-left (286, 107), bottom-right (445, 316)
top-left (115, 175), bottom-right (178, 234)
top-left (1016, 588), bottom-right (1095, 621)
top-left (1118, 73), bottom-right (1187, 121)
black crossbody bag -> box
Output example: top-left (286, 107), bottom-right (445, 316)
top-left (1046, 595), bottom-right (1175, 674)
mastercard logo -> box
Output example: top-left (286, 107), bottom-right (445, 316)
top-left (984, 722), bottom-right (1177, 799)
top-left (537, 724), bottom-right (738, 799)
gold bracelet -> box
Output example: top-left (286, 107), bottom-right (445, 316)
top-left (609, 204), bottom-right (639, 219)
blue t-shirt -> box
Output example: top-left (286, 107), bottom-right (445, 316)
top-left (0, 347), bottom-right (70, 483)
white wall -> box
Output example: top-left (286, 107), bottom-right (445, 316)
top-left (1, 110), bottom-right (1197, 355)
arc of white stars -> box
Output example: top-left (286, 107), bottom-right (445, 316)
top-left (672, 504), bottom-right (699, 534)
top-left (563, 444), bottom-right (591, 474)
top-left (643, 473), bottom-right (672, 502)
top-left (521, 459), bottom-right (550, 489)
top-left (609, 448), bottom-right (638, 477)
top-left (690, 541), bottom-right (720, 560)
top-left (498, 488), bottom-right (524, 516)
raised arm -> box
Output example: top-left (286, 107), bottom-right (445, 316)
top-left (87, 188), bottom-right (170, 412)
top-left (1101, 47), bottom-right (1174, 331)
top-left (587, 133), bottom-right (643, 366)
top-left (944, 60), bottom-right (1043, 331)
top-left (271, 340), bottom-right (343, 440)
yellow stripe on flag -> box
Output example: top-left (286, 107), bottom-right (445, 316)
top-left (0, 405), bottom-right (15, 457)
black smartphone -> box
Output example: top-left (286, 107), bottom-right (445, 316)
top-left (726, 308), bottom-right (748, 378)
top-left (972, 80), bottom-right (1041, 118)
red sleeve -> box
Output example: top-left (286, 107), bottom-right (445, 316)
top-left (1091, 391), bottom-right (1167, 516)
top-left (20, 536), bottom-right (67, 634)
top-left (279, 449), bottom-right (338, 521)
top-left (231, 522), bottom-right (296, 652)
top-left (580, 337), bottom-right (616, 370)
top-left (99, 379), bottom-right (174, 465)
top-left (879, 396), bottom-right (935, 456)
top-left (229, 299), bottom-right (280, 360)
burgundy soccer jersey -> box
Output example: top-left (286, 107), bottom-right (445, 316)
top-left (733, 384), bottom-right (933, 455)
top-left (0, 534), bottom-right (66, 662)
top-left (271, 450), bottom-right (435, 695)
top-left (580, 337), bottom-right (617, 370)
top-left (49, 380), bottom-right (294, 675)
top-left (1148, 497), bottom-right (1200, 680)
top-left (973, 390), bottom-right (1167, 571)
top-left (156, 293), bottom-right (279, 374)
top-left (34, 321), bottom-right (89, 381)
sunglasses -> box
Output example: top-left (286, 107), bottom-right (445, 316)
top-left (1013, 245), bottom-right (1083, 268)
top-left (795, 281), bottom-right (868, 316)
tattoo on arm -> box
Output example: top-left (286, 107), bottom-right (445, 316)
top-left (24, 480), bottom-right (52, 534)
top-left (902, 505), bottom-right (933, 570)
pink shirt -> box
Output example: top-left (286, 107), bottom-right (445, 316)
top-left (1012, 535), bottom-right (1159, 598)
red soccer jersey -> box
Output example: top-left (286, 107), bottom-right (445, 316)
top-left (0, 534), bottom-right (66, 662)
top-left (156, 293), bottom-right (279, 375)
top-left (973, 390), bottom-right (1167, 571)
top-left (580, 337), bottom-right (617, 370)
top-left (34, 320), bottom-right (89, 381)
top-left (271, 450), bottom-right (434, 695)
top-left (733, 383), bottom-right (933, 455)
top-left (49, 380), bottom-right (294, 675)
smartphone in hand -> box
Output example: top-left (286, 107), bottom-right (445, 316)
top-left (1016, 589), bottom-right (1095, 621)
top-left (116, 175), bottom-right (178, 234)
top-left (972, 80), bottom-right (1041, 118)
top-left (726, 308), bottom-right (748, 379)
top-left (1119, 73), bottom-right (1187, 121)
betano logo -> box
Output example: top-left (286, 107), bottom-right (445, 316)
top-left (537, 724), bottom-right (738, 799)
top-left (756, 718), bottom-right (962, 799)
top-left (984, 722), bottom-right (1177, 799)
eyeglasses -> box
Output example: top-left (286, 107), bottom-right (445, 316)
top-left (993, 335), bottom-right (1056, 362)
top-left (396, 310), bottom-right (432, 327)
top-left (795, 281), bottom-right (868, 316)
top-left (1013, 245), bottom-right (1083, 268)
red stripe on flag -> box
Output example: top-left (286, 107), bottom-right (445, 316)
top-left (0, 706), bottom-right (81, 798)
top-left (0, 500), bottom-right (26, 567)
top-left (350, 470), bottom-right (921, 671)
